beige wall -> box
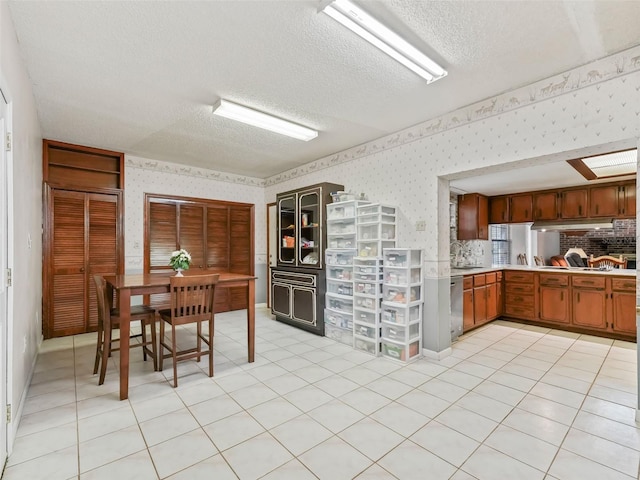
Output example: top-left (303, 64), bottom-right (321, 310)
top-left (1, 1), bottom-right (44, 447)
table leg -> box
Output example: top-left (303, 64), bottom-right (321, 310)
top-left (118, 288), bottom-right (131, 400)
top-left (247, 279), bottom-right (255, 363)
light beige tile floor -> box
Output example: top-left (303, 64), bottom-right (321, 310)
top-left (3, 308), bottom-right (640, 479)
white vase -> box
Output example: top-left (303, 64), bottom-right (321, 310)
top-left (174, 268), bottom-right (183, 277)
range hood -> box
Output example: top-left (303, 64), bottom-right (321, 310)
top-left (531, 219), bottom-right (614, 231)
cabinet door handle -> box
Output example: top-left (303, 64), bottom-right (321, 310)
top-left (595, 205), bottom-right (598, 215)
top-left (560, 291), bottom-right (564, 301)
top-left (579, 205), bottom-right (583, 216)
top-left (525, 209), bottom-right (528, 218)
top-left (577, 292), bottom-right (580, 302)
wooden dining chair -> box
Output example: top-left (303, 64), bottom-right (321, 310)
top-left (588, 254), bottom-right (627, 269)
top-left (93, 275), bottom-right (158, 385)
top-left (158, 274), bottom-right (219, 387)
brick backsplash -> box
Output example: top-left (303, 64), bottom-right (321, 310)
top-left (559, 219), bottom-right (636, 257)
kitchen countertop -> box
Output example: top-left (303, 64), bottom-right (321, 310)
top-left (451, 265), bottom-right (636, 277)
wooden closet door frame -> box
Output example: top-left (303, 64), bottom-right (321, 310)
top-left (43, 184), bottom-right (124, 338)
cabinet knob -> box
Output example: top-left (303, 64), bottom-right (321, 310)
top-left (80, 267), bottom-right (85, 273)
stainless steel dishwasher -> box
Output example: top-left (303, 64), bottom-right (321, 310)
top-left (450, 275), bottom-right (463, 342)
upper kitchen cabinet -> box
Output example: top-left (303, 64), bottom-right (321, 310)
top-left (589, 185), bottom-right (619, 217)
top-left (277, 183), bottom-right (342, 268)
top-left (489, 195), bottom-right (509, 224)
top-left (561, 188), bottom-right (588, 219)
top-left (533, 192), bottom-right (560, 221)
top-left (509, 194), bottom-right (533, 223)
top-left (458, 193), bottom-right (488, 240)
top-left (620, 182), bottom-right (636, 218)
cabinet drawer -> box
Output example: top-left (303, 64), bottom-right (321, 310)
top-left (505, 293), bottom-right (535, 306)
top-left (473, 274), bottom-right (486, 287)
top-left (485, 272), bottom-right (497, 284)
top-left (572, 276), bottom-right (605, 289)
top-left (496, 271), bottom-right (503, 281)
top-left (505, 304), bottom-right (535, 318)
top-left (505, 283), bottom-right (535, 294)
top-left (463, 277), bottom-right (473, 289)
top-left (539, 274), bottom-right (569, 287)
top-left (505, 271), bottom-right (534, 283)
top-left (612, 278), bottom-right (636, 292)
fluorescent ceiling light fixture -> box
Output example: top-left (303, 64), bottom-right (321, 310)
top-left (568, 148), bottom-right (637, 180)
top-left (320, 0), bottom-right (447, 83)
top-left (212, 99), bottom-right (318, 141)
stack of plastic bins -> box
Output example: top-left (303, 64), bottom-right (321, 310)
top-left (324, 200), bottom-right (369, 345)
top-left (324, 249), bottom-right (357, 345)
top-left (381, 248), bottom-right (424, 362)
top-left (356, 203), bottom-right (396, 258)
top-left (352, 257), bottom-right (384, 355)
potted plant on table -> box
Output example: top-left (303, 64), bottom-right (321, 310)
top-left (169, 249), bottom-right (191, 276)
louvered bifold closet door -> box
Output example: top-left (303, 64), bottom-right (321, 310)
top-left (149, 201), bottom-right (178, 270)
top-left (51, 190), bottom-right (87, 336)
top-left (229, 206), bottom-right (252, 310)
top-left (178, 203), bottom-right (205, 270)
top-left (87, 194), bottom-right (119, 330)
top-left (206, 206), bottom-right (230, 311)
top-left (148, 201), bottom-right (178, 309)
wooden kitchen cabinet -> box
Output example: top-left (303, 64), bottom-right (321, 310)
top-left (533, 192), bottom-right (559, 220)
top-left (509, 194), bottom-right (533, 223)
top-left (503, 271), bottom-right (536, 320)
top-left (561, 188), bottom-right (588, 219)
top-left (463, 272), bottom-right (500, 332)
top-left (458, 193), bottom-right (488, 240)
top-left (611, 278), bottom-right (636, 335)
top-left (571, 276), bottom-right (607, 330)
top-left (589, 185), bottom-right (619, 217)
top-left (489, 195), bottom-right (509, 224)
top-left (619, 182), bottom-right (636, 218)
top-left (463, 279), bottom-right (474, 331)
top-left (538, 273), bottom-right (570, 324)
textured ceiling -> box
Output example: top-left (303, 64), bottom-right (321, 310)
top-left (7, 0), bottom-right (640, 179)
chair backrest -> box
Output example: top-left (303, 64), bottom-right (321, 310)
top-left (534, 256), bottom-right (545, 266)
top-left (93, 275), bottom-right (110, 329)
top-left (169, 274), bottom-right (219, 323)
top-left (516, 253), bottom-right (528, 265)
top-left (588, 254), bottom-right (627, 269)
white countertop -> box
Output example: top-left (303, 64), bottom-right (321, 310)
top-left (451, 265), bottom-right (636, 277)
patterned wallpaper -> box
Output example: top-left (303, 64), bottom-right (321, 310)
top-left (124, 156), bottom-right (266, 272)
top-left (265, 45), bottom-right (640, 278)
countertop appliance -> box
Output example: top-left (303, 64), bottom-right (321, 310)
top-left (450, 275), bottom-right (463, 342)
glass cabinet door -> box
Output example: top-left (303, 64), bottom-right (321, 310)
top-left (278, 196), bottom-right (296, 264)
top-left (298, 190), bottom-right (321, 268)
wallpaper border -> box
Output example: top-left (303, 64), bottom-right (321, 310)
top-left (126, 156), bottom-right (266, 187)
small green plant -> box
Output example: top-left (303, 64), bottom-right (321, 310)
top-left (169, 249), bottom-right (192, 271)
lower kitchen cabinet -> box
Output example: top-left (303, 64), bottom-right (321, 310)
top-left (611, 278), bottom-right (637, 335)
top-left (538, 273), bottom-right (570, 324)
top-left (503, 271), bottom-right (536, 320)
top-left (462, 272), bottom-right (500, 332)
top-left (571, 276), bottom-right (607, 330)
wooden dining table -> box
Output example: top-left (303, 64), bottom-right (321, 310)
top-left (103, 270), bottom-right (256, 400)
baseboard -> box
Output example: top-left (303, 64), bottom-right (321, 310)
top-left (422, 346), bottom-right (452, 360)
top-left (255, 303), bottom-right (268, 309)
top-left (636, 409), bottom-right (640, 423)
